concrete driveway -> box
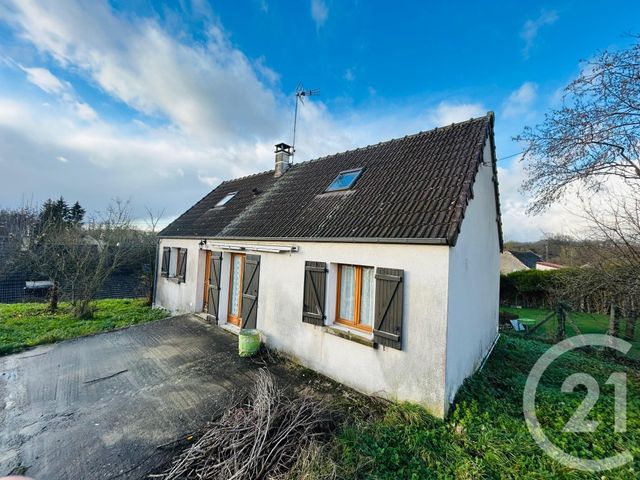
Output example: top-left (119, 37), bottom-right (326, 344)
top-left (0, 315), bottom-right (297, 479)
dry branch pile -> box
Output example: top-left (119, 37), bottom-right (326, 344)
top-left (153, 369), bottom-right (339, 480)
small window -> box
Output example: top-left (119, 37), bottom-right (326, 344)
top-left (336, 264), bottom-right (374, 332)
top-left (325, 168), bottom-right (363, 192)
top-left (164, 247), bottom-right (187, 281)
top-left (214, 192), bottom-right (237, 207)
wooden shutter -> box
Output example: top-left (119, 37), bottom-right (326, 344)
top-left (241, 254), bottom-right (260, 329)
top-left (373, 268), bottom-right (404, 350)
top-left (177, 248), bottom-right (188, 281)
top-left (207, 252), bottom-right (223, 323)
top-left (160, 247), bottom-right (170, 277)
top-left (302, 261), bottom-right (327, 325)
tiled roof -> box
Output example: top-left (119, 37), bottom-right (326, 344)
top-left (160, 113), bottom-right (502, 246)
top-left (510, 250), bottom-right (542, 269)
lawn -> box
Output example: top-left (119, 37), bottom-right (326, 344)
top-left (500, 306), bottom-right (640, 360)
top-left (0, 298), bottom-right (169, 355)
top-left (317, 334), bottom-right (640, 479)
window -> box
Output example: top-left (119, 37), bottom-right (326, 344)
top-left (325, 168), bottom-right (363, 192)
top-left (161, 247), bottom-right (187, 281)
top-left (336, 264), bottom-right (374, 332)
top-left (214, 192), bottom-right (237, 207)
top-left (227, 253), bottom-right (245, 326)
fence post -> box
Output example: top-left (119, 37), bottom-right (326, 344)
top-left (625, 309), bottom-right (637, 341)
top-left (555, 303), bottom-right (566, 342)
top-left (609, 304), bottom-right (621, 338)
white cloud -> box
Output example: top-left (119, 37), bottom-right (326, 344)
top-left (502, 82), bottom-right (537, 118)
top-left (310, 0), bottom-right (328, 29)
top-left (428, 101), bottom-right (486, 126)
top-left (56, 155), bottom-right (68, 163)
top-left (496, 159), bottom-right (594, 241)
top-left (20, 65), bottom-right (68, 94)
top-left (1, 0), bottom-right (281, 143)
top-left (344, 68), bottom-right (355, 82)
top-left (520, 10), bottom-right (558, 59)
top-left (18, 63), bottom-right (98, 121)
top-left (73, 101), bottom-right (98, 121)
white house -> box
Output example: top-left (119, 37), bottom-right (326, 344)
top-left (154, 113), bottom-right (502, 418)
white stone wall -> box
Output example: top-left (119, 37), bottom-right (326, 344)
top-left (444, 138), bottom-right (501, 410)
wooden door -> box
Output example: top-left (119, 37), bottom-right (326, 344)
top-left (241, 255), bottom-right (261, 329)
top-left (227, 253), bottom-right (245, 326)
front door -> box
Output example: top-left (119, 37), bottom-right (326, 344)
top-left (227, 253), bottom-right (245, 326)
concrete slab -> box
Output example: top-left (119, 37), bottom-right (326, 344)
top-left (0, 315), bottom-right (297, 479)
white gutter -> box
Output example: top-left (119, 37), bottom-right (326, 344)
top-left (200, 241), bottom-right (299, 254)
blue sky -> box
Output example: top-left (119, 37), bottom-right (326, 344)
top-left (0, 0), bottom-right (638, 240)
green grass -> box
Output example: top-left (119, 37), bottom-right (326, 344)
top-left (500, 306), bottom-right (640, 360)
top-left (323, 335), bottom-right (640, 479)
top-left (0, 298), bottom-right (169, 355)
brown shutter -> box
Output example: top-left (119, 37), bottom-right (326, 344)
top-left (302, 261), bottom-right (327, 326)
top-left (177, 248), bottom-right (188, 281)
top-left (373, 268), bottom-right (404, 350)
top-left (160, 247), bottom-right (170, 277)
top-left (241, 254), bottom-right (260, 329)
top-left (207, 252), bottom-right (223, 323)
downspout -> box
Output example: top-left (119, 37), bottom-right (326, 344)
top-left (152, 238), bottom-right (160, 307)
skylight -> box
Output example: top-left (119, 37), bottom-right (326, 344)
top-left (214, 192), bottom-right (237, 207)
top-left (325, 168), bottom-right (364, 192)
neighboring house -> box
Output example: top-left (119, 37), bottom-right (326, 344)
top-left (155, 113), bottom-right (502, 418)
top-left (500, 251), bottom-right (528, 274)
top-left (535, 261), bottom-right (564, 271)
top-left (500, 250), bottom-right (542, 274)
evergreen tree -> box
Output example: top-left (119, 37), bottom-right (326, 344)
top-left (68, 201), bottom-right (86, 225)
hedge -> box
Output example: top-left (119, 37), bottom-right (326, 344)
top-left (500, 268), bottom-right (577, 310)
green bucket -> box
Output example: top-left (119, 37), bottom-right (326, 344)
top-left (238, 329), bottom-right (261, 357)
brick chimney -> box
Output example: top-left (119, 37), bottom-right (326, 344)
top-left (274, 143), bottom-right (293, 178)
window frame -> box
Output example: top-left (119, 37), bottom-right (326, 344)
top-left (325, 168), bottom-right (364, 192)
top-left (214, 191), bottom-right (238, 208)
top-left (335, 263), bottom-right (374, 333)
top-left (227, 253), bottom-right (245, 326)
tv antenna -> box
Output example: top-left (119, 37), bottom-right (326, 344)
top-left (291, 83), bottom-right (319, 162)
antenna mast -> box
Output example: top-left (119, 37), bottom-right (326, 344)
top-left (291, 83), bottom-right (319, 162)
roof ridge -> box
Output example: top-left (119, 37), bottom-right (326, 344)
top-left (292, 113), bottom-right (491, 167)
top-left (220, 167), bottom-right (275, 184)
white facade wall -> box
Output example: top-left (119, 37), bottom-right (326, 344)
top-left (154, 238), bottom-right (204, 314)
top-left (156, 238), bottom-right (452, 416)
top-left (444, 140), bottom-right (500, 408)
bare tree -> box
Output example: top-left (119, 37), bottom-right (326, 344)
top-left (28, 199), bottom-right (138, 317)
top-left (0, 202), bottom-right (38, 278)
top-left (516, 37), bottom-right (640, 213)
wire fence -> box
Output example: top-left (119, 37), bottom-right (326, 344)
top-left (0, 273), bottom-right (149, 304)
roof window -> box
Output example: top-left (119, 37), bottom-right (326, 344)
top-left (325, 168), bottom-right (363, 192)
top-left (214, 192), bottom-right (237, 207)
